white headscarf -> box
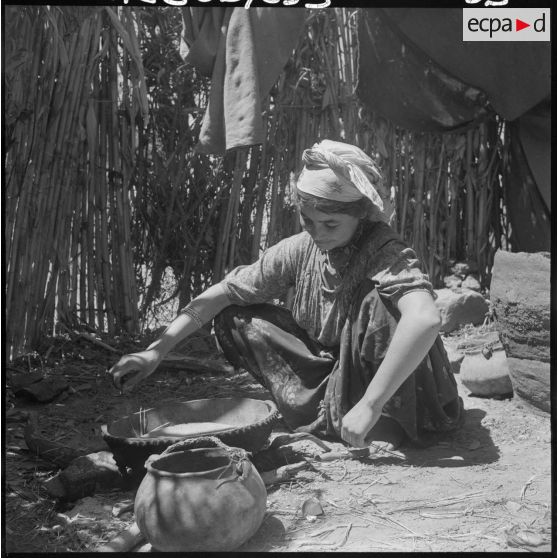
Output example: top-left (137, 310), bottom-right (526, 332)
top-left (297, 139), bottom-right (393, 222)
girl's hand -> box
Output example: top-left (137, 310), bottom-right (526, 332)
top-left (340, 398), bottom-right (383, 448)
top-left (109, 349), bottom-right (162, 393)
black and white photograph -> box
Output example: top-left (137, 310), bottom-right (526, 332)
top-left (3, 1), bottom-right (553, 553)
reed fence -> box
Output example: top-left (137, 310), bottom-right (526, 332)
top-left (5, 7), bottom-right (510, 359)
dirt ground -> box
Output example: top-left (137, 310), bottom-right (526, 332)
top-left (4, 327), bottom-right (553, 553)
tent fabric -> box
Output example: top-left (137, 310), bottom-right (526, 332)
top-left (182, 7), bottom-right (551, 250)
top-left (357, 8), bottom-right (551, 221)
top-left (181, 7), bottom-right (305, 154)
top-left (381, 8), bottom-right (551, 122)
top-left (357, 9), bottom-right (491, 132)
top-left (505, 118), bottom-right (551, 252)
top-left (516, 98), bottom-right (551, 213)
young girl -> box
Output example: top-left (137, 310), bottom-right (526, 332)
top-left (110, 140), bottom-right (463, 449)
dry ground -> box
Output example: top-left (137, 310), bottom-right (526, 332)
top-left (4, 327), bottom-right (553, 553)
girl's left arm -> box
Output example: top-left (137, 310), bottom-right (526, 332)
top-left (340, 290), bottom-right (441, 447)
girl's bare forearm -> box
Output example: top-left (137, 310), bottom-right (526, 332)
top-left (146, 283), bottom-right (230, 357)
top-left (362, 312), bottom-right (440, 410)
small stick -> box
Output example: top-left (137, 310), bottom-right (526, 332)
top-left (520, 475), bottom-right (537, 500)
top-left (335, 460), bottom-right (348, 482)
top-left (337, 523), bottom-right (352, 548)
top-left (359, 478), bottom-right (381, 494)
top-left (366, 442), bottom-right (406, 459)
top-left (260, 461), bottom-right (309, 486)
top-left (140, 422), bottom-right (172, 437)
top-left (316, 451), bottom-right (352, 462)
top-left (268, 432), bottom-right (332, 452)
top-left (78, 332), bottom-right (119, 353)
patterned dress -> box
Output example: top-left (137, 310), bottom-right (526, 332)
top-left (214, 221), bottom-right (463, 444)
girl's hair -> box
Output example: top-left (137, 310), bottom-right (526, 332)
top-left (295, 189), bottom-right (376, 220)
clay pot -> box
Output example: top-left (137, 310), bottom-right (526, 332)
top-left (134, 439), bottom-right (267, 552)
top-left (460, 345), bottom-right (513, 397)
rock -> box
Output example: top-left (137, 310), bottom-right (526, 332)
top-left (506, 357), bottom-right (550, 413)
top-left (451, 262), bottom-right (474, 277)
top-left (9, 371), bottom-right (44, 392)
top-left (43, 451), bottom-right (124, 501)
top-left (490, 250), bottom-right (550, 362)
top-left (462, 275), bottom-right (481, 292)
top-left (443, 275), bottom-right (462, 289)
top-left (490, 250), bottom-right (550, 412)
top-left (460, 348), bottom-right (513, 397)
top-left (18, 376), bottom-right (69, 403)
top-left (434, 288), bottom-right (489, 333)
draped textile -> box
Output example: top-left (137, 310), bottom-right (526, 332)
top-left (181, 7), bottom-right (305, 154)
top-left (214, 290), bottom-right (464, 444)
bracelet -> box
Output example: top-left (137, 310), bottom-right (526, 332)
top-left (181, 305), bottom-right (204, 329)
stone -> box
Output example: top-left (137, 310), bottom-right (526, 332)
top-left (43, 451), bottom-right (124, 501)
top-left (462, 275), bottom-right (481, 292)
top-left (490, 250), bottom-right (550, 362)
top-left (435, 288), bottom-right (490, 333)
top-left (443, 275), bottom-right (462, 289)
top-left (9, 371), bottom-right (44, 392)
top-left (451, 261), bottom-right (474, 277)
top-left (460, 348), bottom-right (513, 397)
top-left (19, 376), bottom-right (69, 403)
top-left (506, 357), bottom-right (550, 413)
top-left (490, 250), bottom-right (550, 412)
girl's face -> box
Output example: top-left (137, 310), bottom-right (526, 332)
top-left (299, 204), bottom-right (361, 251)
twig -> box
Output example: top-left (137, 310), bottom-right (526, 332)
top-left (308, 527), bottom-right (336, 538)
top-left (260, 461), bottom-right (309, 486)
top-left (78, 332), bottom-right (119, 353)
top-left (268, 432), bottom-right (332, 452)
top-left (387, 489), bottom-right (491, 514)
top-left (359, 478), bottom-right (381, 494)
top-left (379, 513), bottom-right (421, 536)
top-left (337, 523), bottom-right (352, 548)
top-left (297, 539), bottom-right (338, 547)
top-left (419, 510), bottom-right (466, 519)
top-left (520, 475), bottom-right (537, 501)
top-left (140, 422), bottom-right (171, 437)
top-left (334, 460), bottom-right (348, 482)
top-left (367, 442), bottom-right (406, 459)
top-left (364, 537), bottom-right (400, 549)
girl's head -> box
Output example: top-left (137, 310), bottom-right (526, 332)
top-left (295, 193), bottom-right (364, 251)
top-left (295, 140), bottom-right (390, 249)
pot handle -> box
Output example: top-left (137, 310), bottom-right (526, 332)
top-left (235, 458), bottom-right (252, 482)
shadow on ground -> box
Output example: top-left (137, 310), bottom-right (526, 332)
top-left (238, 515), bottom-right (287, 551)
top-left (402, 407), bottom-right (500, 468)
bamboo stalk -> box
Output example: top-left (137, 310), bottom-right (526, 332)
top-left (6, 6), bottom-right (512, 355)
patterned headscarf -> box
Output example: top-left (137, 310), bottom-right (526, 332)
top-left (297, 139), bottom-right (392, 222)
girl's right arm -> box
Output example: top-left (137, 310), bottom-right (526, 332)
top-left (109, 283), bottom-right (231, 393)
